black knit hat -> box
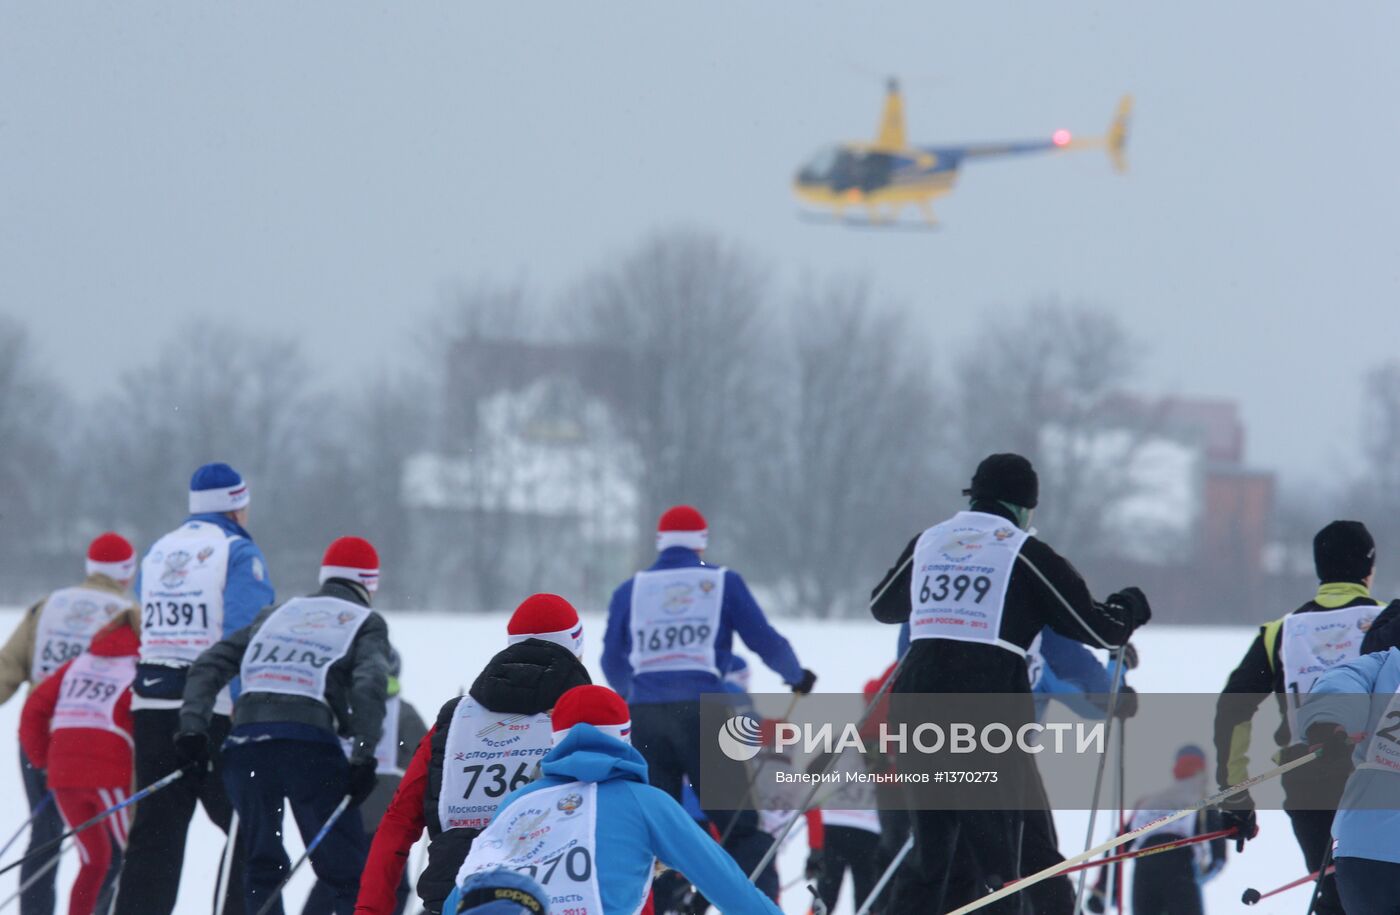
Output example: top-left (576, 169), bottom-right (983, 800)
top-left (1313, 521), bottom-right (1375, 583)
top-left (963, 453), bottom-right (1039, 509)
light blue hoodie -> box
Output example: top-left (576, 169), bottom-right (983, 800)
top-left (444, 724), bottom-right (783, 914)
top-left (1297, 646), bottom-right (1400, 864)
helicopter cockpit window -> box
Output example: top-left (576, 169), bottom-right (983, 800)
top-left (798, 146), bottom-right (841, 182)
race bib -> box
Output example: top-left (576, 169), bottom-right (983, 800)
top-left (1279, 605), bottom-right (1378, 735)
top-left (458, 782), bottom-right (612, 915)
top-left (439, 697), bottom-right (553, 831)
top-left (240, 597), bottom-right (371, 703)
top-left (345, 695), bottom-right (405, 775)
top-left (139, 522), bottom-right (230, 665)
top-left (52, 652), bottom-right (136, 744)
top-left (31, 587), bottom-right (127, 683)
top-left (910, 512), bottom-right (1027, 653)
top-left (1363, 687), bottom-right (1400, 774)
top-left (627, 567), bottom-right (724, 677)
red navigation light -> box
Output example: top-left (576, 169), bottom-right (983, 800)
top-left (1052, 129), bottom-right (1072, 147)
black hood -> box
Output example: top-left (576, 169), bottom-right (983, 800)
top-left (468, 638), bottom-right (591, 715)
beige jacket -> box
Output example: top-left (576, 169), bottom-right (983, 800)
top-left (0, 574), bottom-right (138, 705)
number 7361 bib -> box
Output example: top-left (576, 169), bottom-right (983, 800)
top-left (910, 511), bottom-right (1027, 654)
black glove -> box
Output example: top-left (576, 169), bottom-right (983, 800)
top-left (1220, 793), bottom-right (1257, 852)
top-left (1113, 685), bottom-right (1138, 720)
top-left (173, 730), bottom-right (209, 769)
top-left (1306, 722), bottom-right (1352, 764)
top-left (1084, 886), bottom-right (1107, 914)
top-left (1105, 587), bottom-right (1151, 629)
top-left (792, 669), bottom-right (818, 695)
top-left (346, 758), bottom-right (379, 807)
top-left (805, 848), bottom-right (825, 880)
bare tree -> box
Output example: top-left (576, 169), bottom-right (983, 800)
top-left (753, 278), bottom-right (946, 617)
top-left (951, 301), bottom-right (1156, 561)
top-left (571, 228), bottom-right (775, 563)
top-left (1352, 360), bottom-right (1400, 583)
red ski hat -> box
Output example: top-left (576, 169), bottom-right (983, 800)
top-left (86, 532), bottom-right (136, 582)
top-left (657, 505), bottom-right (708, 552)
top-left (508, 593), bottom-right (584, 658)
top-left (320, 536), bottom-right (380, 593)
top-left (551, 685), bottom-right (631, 745)
top-left (1173, 745), bottom-right (1207, 780)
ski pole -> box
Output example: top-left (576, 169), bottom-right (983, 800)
top-left (1033, 828), bottom-right (1237, 881)
top-left (748, 651), bottom-right (910, 882)
top-left (1241, 863), bottom-right (1336, 905)
top-left (807, 883), bottom-right (828, 915)
top-left (1304, 844), bottom-right (1335, 915)
top-left (854, 833), bottom-right (913, 915)
top-left (0, 794), bottom-right (53, 864)
top-left (0, 767), bottom-right (187, 878)
top-left (252, 795), bottom-right (352, 915)
top-left (0, 841), bottom-right (72, 911)
top-left (212, 810), bottom-right (239, 915)
top-left (946, 748), bottom-right (1322, 914)
top-left (718, 691), bottom-right (804, 846)
top-left (1113, 654), bottom-right (1128, 914)
top-left (1073, 642), bottom-right (1130, 912)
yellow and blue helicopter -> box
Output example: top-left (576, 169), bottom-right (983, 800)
top-left (793, 79), bottom-right (1132, 227)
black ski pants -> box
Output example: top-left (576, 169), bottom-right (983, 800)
top-left (1335, 856), bottom-right (1400, 915)
top-left (817, 825), bottom-right (882, 912)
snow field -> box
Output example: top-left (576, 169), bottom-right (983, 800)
top-left (0, 610), bottom-right (1315, 913)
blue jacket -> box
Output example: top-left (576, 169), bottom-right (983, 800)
top-left (1034, 629), bottom-right (1119, 721)
top-left (1297, 647), bottom-right (1400, 864)
top-left (445, 725), bottom-right (782, 915)
top-left (602, 548), bottom-right (803, 704)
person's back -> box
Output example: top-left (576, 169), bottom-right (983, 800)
top-left (448, 686), bottom-right (783, 915)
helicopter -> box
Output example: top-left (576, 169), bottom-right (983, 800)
top-left (793, 79), bottom-right (1132, 227)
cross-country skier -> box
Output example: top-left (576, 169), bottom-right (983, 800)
top-left (18, 610), bottom-right (140, 915)
top-left (114, 463), bottom-right (274, 915)
top-left (601, 505), bottom-right (817, 900)
top-left (444, 685), bottom-right (784, 915)
top-left (1085, 745), bottom-right (1227, 915)
top-left (355, 594), bottom-right (592, 915)
top-left (869, 453), bottom-right (1151, 914)
top-left (178, 536), bottom-right (390, 915)
top-left (0, 531), bottom-right (137, 915)
top-left (305, 646), bottom-right (428, 915)
top-left (1214, 520), bottom-right (1384, 915)
top-left (1295, 642), bottom-right (1400, 915)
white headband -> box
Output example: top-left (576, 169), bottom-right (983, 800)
top-left (509, 625), bottom-right (584, 659)
top-left (86, 558), bottom-right (135, 581)
top-left (320, 565), bottom-right (379, 593)
top-left (189, 483), bottom-right (250, 515)
top-left (657, 530), bottom-right (708, 552)
top-left (552, 721), bottom-right (631, 746)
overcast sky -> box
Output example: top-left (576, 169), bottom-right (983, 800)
top-left (2, 2), bottom-right (1397, 489)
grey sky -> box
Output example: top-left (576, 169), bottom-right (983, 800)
top-left (2, 2), bottom-right (1397, 489)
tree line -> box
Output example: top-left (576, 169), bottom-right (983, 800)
top-left (3, 227), bottom-right (1393, 621)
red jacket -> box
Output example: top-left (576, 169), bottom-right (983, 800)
top-left (356, 725), bottom-right (436, 914)
top-left (20, 622), bottom-right (138, 790)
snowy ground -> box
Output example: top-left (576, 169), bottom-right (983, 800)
top-left (0, 609), bottom-right (1314, 914)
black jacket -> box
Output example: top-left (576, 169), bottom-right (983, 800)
top-left (416, 638), bottom-right (590, 910)
top-left (180, 579), bottom-right (390, 761)
top-left (871, 502), bottom-right (1138, 695)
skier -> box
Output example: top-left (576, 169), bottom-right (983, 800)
top-left (1085, 745), bottom-right (1227, 915)
top-left (869, 452), bottom-right (1151, 913)
top-left (178, 536), bottom-right (390, 915)
top-left (1213, 520), bottom-right (1384, 915)
top-left (114, 463), bottom-right (274, 915)
top-left (813, 754), bottom-right (882, 914)
top-left (305, 647), bottom-right (429, 915)
top-left (355, 594), bottom-right (592, 915)
top-left (444, 685), bottom-right (784, 915)
top-left (601, 505), bottom-right (816, 899)
top-left (0, 531), bottom-right (137, 915)
top-left (1295, 642), bottom-right (1400, 915)
top-left (18, 611), bottom-right (140, 915)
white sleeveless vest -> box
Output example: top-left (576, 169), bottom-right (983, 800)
top-left (910, 512), bottom-right (1028, 655)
